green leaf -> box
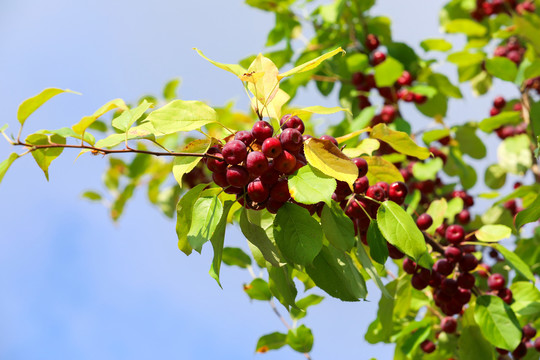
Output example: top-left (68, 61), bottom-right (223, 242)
top-left (256, 332), bottom-right (287, 353)
top-left (25, 133), bottom-right (65, 180)
top-left (172, 139), bottom-right (213, 187)
top-left (444, 147), bottom-right (477, 189)
top-left (409, 85), bottom-right (437, 99)
top-left (268, 265), bottom-right (297, 310)
top-left (478, 111), bottom-right (522, 133)
top-left (292, 105), bottom-right (351, 118)
top-left (448, 51), bottom-right (485, 66)
top-left (412, 158), bottom-right (443, 181)
top-left (320, 202), bottom-right (355, 251)
top-left (366, 220), bottom-right (388, 265)
top-left (193, 48), bottom-right (247, 77)
top-left (524, 59), bottom-right (540, 80)
top-left (425, 198), bottom-right (448, 235)
top-left (485, 57), bottom-right (518, 82)
top-left (445, 19), bottom-right (487, 36)
top-left (471, 71), bottom-right (492, 96)
top-left (342, 139), bottom-right (380, 157)
top-left (400, 325), bottom-right (431, 356)
top-left (187, 195), bottom-right (223, 253)
top-left (305, 245), bottom-right (367, 301)
top-left (429, 73), bottom-right (463, 98)
top-left (364, 156), bottom-right (405, 184)
top-left (420, 38), bottom-right (452, 52)
top-left (530, 100), bottom-right (540, 139)
top-left (17, 88), bottom-right (78, 125)
top-left (290, 294), bottom-right (324, 320)
top-left (445, 197), bottom-right (464, 220)
top-left (208, 200), bottom-right (234, 287)
top-left (286, 325), bottom-right (313, 353)
top-left (455, 124), bottom-right (486, 159)
top-left (346, 53), bottom-right (369, 73)
top-left (458, 307), bottom-right (496, 360)
top-left (422, 129), bottom-right (451, 145)
top-left (147, 99), bottom-right (217, 135)
top-left (72, 99), bottom-right (127, 135)
top-left (416, 92), bottom-right (448, 118)
top-left (498, 134), bottom-right (532, 175)
top-left (350, 106), bottom-right (376, 132)
top-left (244, 278), bottom-right (272, 301)
top-left (492, 243), bottom-right (535, 282)
top-left (355, 244), bottom-right (392, 299)
top-left (94, 123), bottom-right (156, 148)
top-left (163, 78), bottom-right (180, 101)
top-left (370, 124), bottom-right (430, 160)
top-left (374, 57), bottom-right (404, 87)
top-left (511, 281), bottom-right (540, 317)
top-left (111, 100), bottom-right (153, 132)
top-left (81, 191), bottom-right (102, 201)
top-left (377, 201), bottom-right (427, 261)
top-left (279, 47), bottom-right (345, 79)
top-left (474, 295), bottom-right (522, 351)
top-left (273, 203), bottom-right (323, 266)
top-left (0, 153), bottom-right (19, 185)
top-left (289, 164), bottom-right (336, 205)
top-left (515, 194), bottom-right (540, 230)
top-left (222, 247), bottom-right (252, 268)
top-left (475, 225), bottom-right (512, 242)
top-left (485, 164), bottom-right (507, 190)
top-left (176, 184), bottom-right (206, 255)
top-left (239, 208), bottom-right (282, 267)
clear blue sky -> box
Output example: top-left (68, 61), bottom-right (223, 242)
top-left (0, 1), bottom-right (523, 359)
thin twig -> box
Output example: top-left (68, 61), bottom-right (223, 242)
top-left (423, 233), bottom-right (445, 255)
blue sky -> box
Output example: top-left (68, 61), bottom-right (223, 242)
top-left (0, 1), bottom-right (525, 359)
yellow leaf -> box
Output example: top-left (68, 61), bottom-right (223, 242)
top-left (342, 139), bottom-right (380, 157)
top-left (72, 99), bottom-right (128, 135)
top-left (291, 105), bottom-right (351, 118)
top-left (304, 138), bottom-right (358, 186)
top-left (251, 88), bottom-right (290, 120)
top-left (238, 71), bottom-right (265, 83)
top-left (362, 156), bottom-right (404, 184)
top-left (336, 128), bottom-right (371, 144)
top-left (370, 123), bottom-right (430, 160)
top-left (18, 88), bottom-right (80, 125)
top-left (193, 48), bottom-right (247, 77)
top-left (247, 54), bottom-right (280, 104)
top-left (278, 47), bottom-right (346, 79)
top-left (172, 138), bottom-right (216, 187)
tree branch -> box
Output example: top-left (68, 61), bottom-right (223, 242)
top-left (423, 233), bottom-right (445, 255)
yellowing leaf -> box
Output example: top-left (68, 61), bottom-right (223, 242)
top-left (247, 54), bottom-right (280, 108)
top-left (304, 138), bottom-right (357, 186)
top-left (251, 88), bottom-right (290, 120)
top-left (279, 47), bottom-right (345, 79)
top-left (18, 88), bottom-right (80, 125)
top-left (239, 71), bottom-right (265, 83)
top-left (336, 128), bottom-right (371, 144)
top-left (172, 138), bottom-right (215, 187)
top-left (370, 124), bottom-right (430, 160)
top-left (147, 100), bottom-right (217, 135)
top-left (193, 48), bottom-right (247, 77)
top-left (342, 139), bottom-right (380, 157)
top-left (72, 99), bottom-right (127, 135)
top-left (363, 156), bottom-right (404, 184)
top-left (291, 106), bottom-right (351, 118)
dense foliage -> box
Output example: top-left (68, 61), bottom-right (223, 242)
top-left (1, 0), bottom-right (540, 359)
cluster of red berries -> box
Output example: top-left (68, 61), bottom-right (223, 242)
top-left (525, 76), bottom-right (540, 94)
top-left (493, 37), bottom-right (527, 65)
top-left (489, 96), bottom-right (528, 140)
top-left (471, 0), bottom-right (535, 21)
top-left (204, 114), bottom-right (343, 214)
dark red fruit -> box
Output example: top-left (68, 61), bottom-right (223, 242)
top-left (280, 128), bottom-right (303, 152)
top-left (533, 337), bottom-right (540, 352)
top-left (488, 273), bottom-right (506, 290)
top-left (372, 51), bottom-right (386, 66)
top-left (414, 93), bottom-right (427, 104)
top-left (319, 134), bottom-right (338, 146)
top-left (212, 171), bottom-right (229, 188)
top-left (388, 243), bottom-right (405, 259)
top-left (234, 130), bottom-right (254, 146)
top-left (456, 288), bottom-right (471, 305)
top-left (247, 179), bottom-right (270, 203)
top-left (456, 209), bottom-right (470, 225)
top-left (440, 278), bottom-right (459, 296)
top-left (260, 168), bottom-right (280, 186)
top-left (445, 225), bottom-right (465, 244)
top-left (388, 181), bottom-right (408, 204)
top-left (252, 121), bottom-right (274, 143)
top-left (274, 150), bottom-right (297, 174)
top-left (493, 96), bottom-right (506, 109)
top-left (226, 165), bottom-right (250, 187)
top-left (380, 105), bottom-right (396, 124)
top-left (280, 114), bottom-right (305, 134)
top-left (353, 157), bottom-right (369, 177)
top-left (507, 50), bottom-right (522, 64)
top-left (497, 288), bottom-right (513, 304)
top-left (441, 317), bottom-right (457, 334)
top-left (512, 342), bottom-right (528, 359)
top-left (457, 272), bottom-right (476, 289)
top-left (403, 258), bottom-right (417, 274)
top-left (206, 153), bottom-right (228, 173)
top-left (270, 179), bottom-right (290, 202)
top-left (397, 71), bottom-right (413, 86)
top-left (246, 151), bottom-right (269, 176)
top-left (353, 176), bottom-right (369, 194)
top-left (365, 34), bottom-right (380, 51)
top-left (444, 246), bottom-right (462, 263)
top-left (433, 259), bottom-right (454, 276)
top-left (411, 272), bottom-right (429, 290)
top-left (420, 340), bottom-right (436, 354)
top-left (222, 140), bottom-right (247, 165)
top-left (490, 107), bottom-right (501, 117)
top-left (459, 254), bottom-right (478, 272)
top-left (262, 137), bottom-right (282, 158)
top-left (366, 185), bottom-right (386, 201)
top-left (416, 214), bottom-right (433, 231)
top-left (335, 180), bottom-right (353, 198)
top-left (266, 198), bottom-right (285, 214)
top-left (523, 324), bottom-right (537, 340)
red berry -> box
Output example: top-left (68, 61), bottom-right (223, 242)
top-left (445, 246), bottom-right (462, 263)
top-left (246, 151), bottom-right (269, 176)
top-left (512, 342), bottom-right (527, 359)
top-left (420, 340), bottom-right (436, 354)
top-left (260, 168), bottom-right (280, 186)
top-left (523, 324), bottom-right (537, 340)
top-left (222, 140), bottom-right (247, 165)
top-left (353, 157), bottom-right (369, 177)
top-left (366, 185), bottom-right (386, 201)
top-left (533, 337), bottom-right (540, 352)
top-left (353, 176), bottom-right (369, 194)
top-left (247, 179), bottom-right (270, 203)
top-left (490, 107), bottom-right (501, 117)
top-left (441, 278), bottom-right (459, 296)
top-left (388, 243), bottom-right (405, 259)
top-left (270, 179), bottom-right (290, 202)
top-left (252, 121), bottom-right (274, 143)
top-left (488, 273), bottom-right (506, 290)
top-left (416, 214), bottom-right (433, 231)
top-left (456, 288), bottom-right (471, 305)
top-left (319, 134), bottom-right (338, 146)
top-left (441, 317), bottom-right (457, 333)
top-left (507, 50), bottom-right (522, 64)
top-left (411, 272), bottom-right (429, 290)
top-left (434, 259), bottom-right (454, 276)
top-left (234, 130), bottom-right (254, 146)
top-left (280, 128), bottom-right (303, 152)
top-left (456, 209), bottom-right (471, 225)
top-left (262, 137), bottom-right (282, 158)
top-left (206, 153), bottom-right (228, 173)
top-left (212, 171), bottom-right (229, 188)
top-left (493, 96), bottom-right (506, 109)
top-left (372, 51), bottom-right (386, 66)
top-left (274, 150), bottom-right (297, 174)
top-left (414, 93), bottom-right (427, 104)
top-left (365, 34), bottom-right (380, 51)
top-left (403, 258), bottom-right (417, 274)
top-left (459, 254), bottom-right (478, 272)
top-left (226, 165), bottom-right (250, 187)
top-left (397, 71), bottom-right (413, 86)
top-left (445, 225), bottom-right (465, 244)
top-left (388, 181), bottom-right (408, 204)
top-left (335, 180), bottom-right (353, 198)
top-left (279, 114), bottom-right (305, 134)
top-left (498, 288), bottom-right (513, 304)
top-left (352, 72), bottom-right (365, 87)
top-left (380, 105), bottom-right (396, 123)
top-left (457, 272), bottom-right (476, 289)
top-left (266, 198), bottom-right (285, 214)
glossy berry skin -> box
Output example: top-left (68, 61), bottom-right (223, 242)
top-left (488, 273), bottom-right (506, 291)
top-left (433, 259), bottom-right (454, 276)
top-left (247, 179), bottom-right (270, 203)
top-left (522, 324), bottom-right (537, 340)
top-left (445, 224), bottom-right (465, 244)
top-left (246, 151), bottom-right (269, 176)
top-left (387, 243), bottom-right (405, 259)
top-left (420, 340), bottom-right (436, 354)
top-left (459, 254), bottom-right (478, 272)
top-left (440, 278), bottom-right (459, 296)
top-left (403, 258), bottom-right (417, 274)
top-left (366, 185), bottom-right (386, 202)
top-left (206, 153), bottom-right (228, 173)
top-left (353, 176), bottom-right (369, 194)
top-left (222, 140), bottom-right (247, 165)
top-left (226, 165), bottom-right (250, 188)
top-left (456, 209), bottom-right (470, 225)
top-left (372, 51), bottom-right (386, 65)
top-left (380, 105), bottom-right (396, 124)
top-left (212, 171), bottom-right (229, 188)
top-left (234, 130), bottom-right (254, 146)
top-left (365, 33), bottom-right (379, 51)
top-left (252, 121), bottom-right (274, 143)
top-left (280, 128), bottom-right (303, 152)
top-left (273, 150), bottom-right (297, 174)
top-left (490, 107), bottom-right (501, 117)
top-left (441, 317), bottom-right (457, 334)
top-left (319, 134), bottom-right (338, 146)
top-left (270, 179), bottom-right (290, 202)
top-left (397, 71), bottom-right (413, 86)
top-left (266, 198), bottom-right (285, 214)
top-left (261, 137), bottom-right (282, 158)
top-left (388, 181), bottom-right (408, 204)
top-left (353, 157), bottom-right (368, 177)
top-left (493, 96), bottom-right (506, 109)
top-left (444, 246), bottom-right (462, 263)
top-left (411, 273), bottom-right (429, 290)
top-left (498, 288), bottom-right (513, 304)
top-left (457, 272), bottom-right (476, 290)
top-left (416, 214), bottom-right (433, 231)
top-left (280, 114), bottom-right (305, 134)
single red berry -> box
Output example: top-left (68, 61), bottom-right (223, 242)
top-left (262, 137), bottom-right (282, 158)
top-left (319, 134), bottom-right (338, 146)
top-left (270, 179), bottom-right (290, 202)
top-left (533, 337), bottom-right (540, 352)
top-left (498, 288), bottom-right (513, 304)
top-left (388, 181), bottom-right (407, 204)
top-left (246, 151), bottom-right (269, 176)
top-left (433, 259), bottom-right (454, 276)
top-left (252, 121), bottom-right (274, 143)
top-left (212, 171), bottom-right (229, 188)
top-left (441, 317), bottom-right (457, 334)
top-left (493, 96), bottom-right (506, 109)
top-left (226, 165), bottom-right (250, 187)
top-left (440, 278), bottom-right (459, 296)
top-left (366, 185), bottom-right (386, 201)
top-left (416, 214), bottom-right (433, 231)
top-left (280, 114), bottom-right (305, 134)
top-left (456, 288), bottom-right (472, 305)
top-left (488, 273), bottom-right (506, 290)
top-left (353, 176), bottom-right (369, 194)
top-left (414, 93), bottom-right (428, 104)
top-left (234, 130), bottom-right (254, 146)
top-left (507, 50), bottom-right (522, 64)
top-left (266, 198), bottom-right (285, 214)
top-left (352, 72), bottom-right (365, 87)
top-left (388, 243), bottom-right (405, 259)
top-left (411, 272), bottom-right (429, 290)
top-left (206, 153), bottom-right (228, 173)
top-left (523, 324), bottom-right (537, 340)
top-left (445, 246), bottom-right (462, 263)
top-left (280, 128), bottom-right (303, 152)
top-left (372, 51), bottom-right (386, 66)
top-left (397, 71), bottom-right (413, 86)
top-left (456, 209), bottom-right (471, 225)
top-left (380, 105), bottom-right (397, 124)
top-left (459, 254), bottom-right (479, 272)
top-left (403, 258), bottom-right (417, 274)
top-left (335, 180), bottom-right (353, 198)
top-left (490, 107), bottom-right (501, 116)
top-left (457, 272), bottom-right (476, 289)
top-left (512, 342), bottom-right (528, 359)
top-left (352, 157), bottom-right (369, 177)
top-left (420, 340), bottom-right (436, 354)
top-left (365, 33), bottom-right (380, 51)
top-left (273, 150), bottom-right (297, 174)
top-left (247, 179), bottom-right (270, 203)
top-left (222, 140), bottom-right (247, 165)
top-left (445, 225), bottom-right (465, 244)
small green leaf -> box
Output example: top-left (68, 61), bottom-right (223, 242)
top-left (350, 106), bottom-right (376, 131)
top-left (289, 164), bottom-right (336, 205)
top-left (0, 153), bottom-right (19, 185)
top-left (274, 203), bottom-right (323, 265)
top-left (479, 111), bottom-right (521, 133)
top-left (290, 294), bottom-right (324, 320)
top-left (448, 51), bottom-right (485, 66)
top-left (475, 225), bottom-right (512, 242)
top-left (370, 124), bottom-right (430, 159)
top-left (244, 278), bottom-right (272, 301)
top-left (342, 139), bottom-right (380, 157)
top-left (187, 195), bottom-right (223, 253)
top-left (445, 19), bottom-right (487, 36)
top-left (268, 265), bottom-right (298, 310)
top-left (416, 92), bottom-right (448, 118)
top-left (72, 99), bottom-right (127, 135)
top-left (412, 158), bottom-right (443, 181)
top-left (471, 71), bottom-right (492, 96)
top-left (17, 88), bottom-right (79, 125)
top-left (455, 125), bottom-right (486, 159)
top-left (147, 99), bottom-right (217, 135)
top-left (209, 200), bottom-right (234, 287)
top-left (94, 123), bottom-right (156, 148)
top-left (321, 202), bottom-right (356, 251)
top-left (366, 220), bottom-right (388, 265)
top-left (374, 57), bottom-right (404, 87)
top-left (515, 194), bottom-right (540, 229)
top-left (279, 47), bottom-right (345, 79)
top-left (364, 156), bottom-right (405, 184)
top-left (445, 197), bottom-right (464, 220)
top-left (474, 295), bottom-right (522, 351)
top-left (485, 57), bottom-right (518, 82)
top-left (355, 244), bottom-right (392, 299)
top-left (193, 48), bottom-right (247, 77)
top-left (256, 332), bottom-right (287, 353)
top-left (25, 133), bottom-right (65, 180)
top-left (176, 184), bottom-right (206, 255)
top-left (422, 129), bottom-right (451, 145)
top-left (425, 198), bottom-right (448, 235)
top-left (222, 247), bottom-right (252, 268)
top-left (81, 191), bottom-right (102, 201)
top-left (492, 243), bottom-right (535, 282)
top-left (420, 38), bottom-right (452, 52)
top-left (498, 134), bottom-right (532, 174)
top-left (429, 73), bottom-right (463, 98)
top-left (111, 100), bottom-right (153, 132)
top-left (172, 139), bottom-right (213, 187)
top-left (485, 164), bottom-right (507, 190)
top-left (377, 201), bottom-right (427, 261)
top-left (163, 78), bottom-right (180, 101)
top-left (287, 325), bottom-right (313, 353)
top-left (400, 325), bottom-right (431, 356)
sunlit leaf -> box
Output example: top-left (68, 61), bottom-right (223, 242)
top-left (193, 48), bottom-right (247, 76)
top-left (72, 99), bottom-right (127, 135)
top-left (147, 99), bottom-right (217, 135)
top-left (17, 88), bottom-right (79, 125)
top-left (0, 153), bottom-right (19, 185)
top-left (288, 164), bottom-right (336, 205)
top-left (172, 138), bottom-right (214, 187)
top-left (363, 156), bottom-right (404, 184)
top-left (475, 224), bottom-right (512, 242)
top-left (304, 138), bottom-right (358, 186)
top-left (279, 47), bottom-right (345, 79)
